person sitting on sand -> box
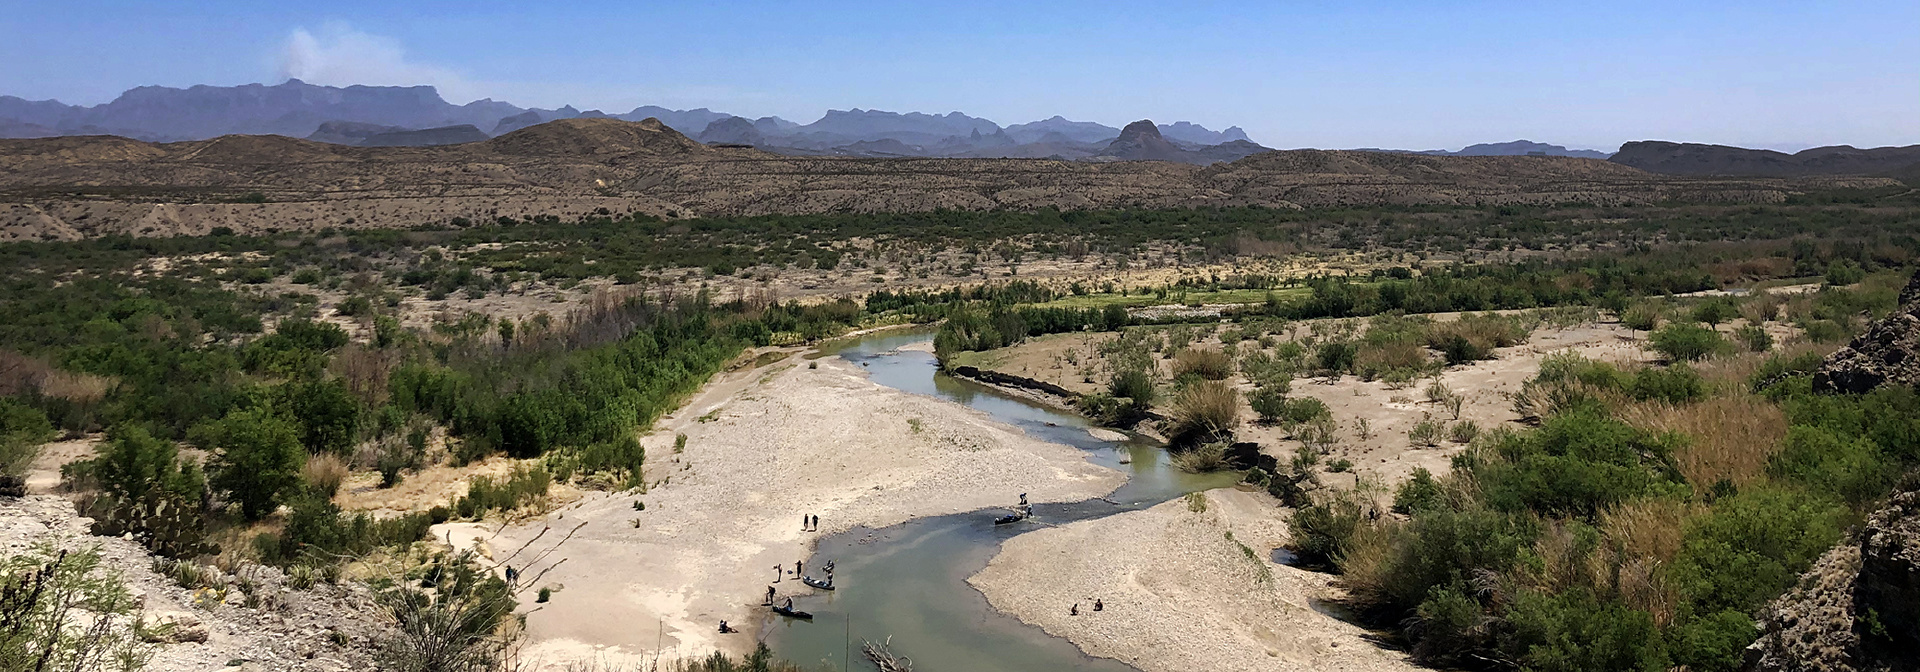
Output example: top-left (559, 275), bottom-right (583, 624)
top-left (1094, 599), bottom-right (1103, 612)
top-left (719, 620), bottom-right (735, 633)
top-left (1070, 603), bottom-right (1079, 616)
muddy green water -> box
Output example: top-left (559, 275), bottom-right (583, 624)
top-left (763, 330), bottom-right (1239, 671)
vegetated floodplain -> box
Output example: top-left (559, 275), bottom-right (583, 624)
top-left (1, 196), bottom-right (1917, 671)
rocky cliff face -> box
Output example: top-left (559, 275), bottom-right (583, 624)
top-left (1813, 272), bottom-right (1920, 394)
top-left (1749, 275), bottom-right (1920, 672)
top-left (1747, 480), bottom-right (1920, 672)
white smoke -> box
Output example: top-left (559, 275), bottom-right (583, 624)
top-left (277, 23), bottom-right (472, 98)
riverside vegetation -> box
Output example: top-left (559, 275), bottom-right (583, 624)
top-left (0, 197), bottom-right (1916, 671)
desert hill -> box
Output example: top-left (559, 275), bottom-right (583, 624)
top-left (0, 117), bottom-right (1897, 241)
top-left (1610, 140), bottom-right (1920, 177)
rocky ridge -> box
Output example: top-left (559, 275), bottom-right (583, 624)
top-left (0, 117), bottom-right (1899, 241)
top-left (1813, 272), bottom-right (1920, 394)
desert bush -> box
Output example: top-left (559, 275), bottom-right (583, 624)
top-left (1297, 417), bottom-right (1339, 453)
top-left (1392, 467), bottom-right (1445, 515)
top-left (1408, 415), bottom-right (1445, 447)
top-left (0, 543), bottom-right (150, 672)
top-left (302, 452), bottom-right (348, 498)
top-left (1248, 387), bottom-right (1287, 423)
top-left (1620, 302), bottom-right (1665, 333)
top-left (1448, 420), bottom-right (1480, 444)
top-left (1740, 291), bottom-right (1782, 324)
top-left (0, 398), bottom-right (55, 481)
top-left (1733, 324), bottom-right (1773, 352)
top-left (1354, 338), bottom-right (1430, 381)
top-left (375, 551), bottom-right (516, 672)
top-left (197, 408), bottom-right (305, 520)
top-left (1473, 406), bottom-right (1684, 519)
top-left (1767, 425), bottom-right (1893, 507)
top-left (1690, 298), bottom-right (1738, 327)
top-left (1170, 441), bottom-right (1229, 473)
top-left (1238, 350), bottom-right (1294, 389)
top-left (1426, 380), bottom-right (1464, 418)
top-left (1313, 341), bottom-right (1357, 376)
top-left (1277, 396), bottom-right (1330, 427)
top-left (454, 465), bottom-right (553, 519)
top-left (1649, 324), bottom-right (1731, 362)
top-left (1165, 380), bottom-right (1240, 446)
top-left (1172, 348), bottom-right (1232, 380)
top-left (260, 494), bottom-right (433, 566)
top-left (1107, 367), bottom-right (1157, 406)
top-left (1630, 364), bottom-right (1706, 404)
top-left (1425, 313), bottom-right (1530, 365)
top-left (1288, 486), bottom-right (1380, 567)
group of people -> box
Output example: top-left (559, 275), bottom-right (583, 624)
top-left (802, 513), bottom-right (820, 531)
top-left (1068, 598), bottom-right (1105, 616)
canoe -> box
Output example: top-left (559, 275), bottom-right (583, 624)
top-left (773, 605), bottom-right (814, 620)
top-left (802, 576), bottom-right (835, 590)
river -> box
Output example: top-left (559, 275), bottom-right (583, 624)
top-left (763, 329), bottom-right (1240, 671)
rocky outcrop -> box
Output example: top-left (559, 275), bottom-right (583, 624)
top-left (1857, 483), bottom-right (1920, 661)
top-left (1813, 272), bottom-right (1920, 394)
top-left (1746, 479), bottom-right (1920, 672)
top-left (1101, 120), bottom-right (1186, 162)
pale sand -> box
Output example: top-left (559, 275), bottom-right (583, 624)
top-left (485, 351), bottom-right (1126, 669)
top-left (969, 488), bottom-right (1419, 672)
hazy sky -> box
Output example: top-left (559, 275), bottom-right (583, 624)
top-left (3, 0), bottom-right (1916, 151)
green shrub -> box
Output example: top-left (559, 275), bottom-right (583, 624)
top-left (1474, 407), bottom-right (1682, 519)
top-left (1393, 467), bottom-right (1445, 515)
top-left (1501, 589), bottom-right (1667, 672)
top-left (0, 398), bottom-right (56, 479)
top-left (278, 377), bottom-right (360, 455)
top-left (197, 408), bottom-right (306, 520)
top-left (1648, 323), bottom-right (1730, 362)
top-left (1824, 259), bottom-right (1866, 286)
top-left (1278, 396), bottom-right (1330, 426)
top-left (1249, 388), bottom-right (1287, 423)
top-left (1733, 324), bottom-right (1773, 352)
top-left (1767, 426), bottom-right (1892, 507)
top-left (1690, 299), bottom-right (1738, 327)
top-left (1107, 368), bottom-right (1157, 406)
top-left (1630, 364), bottom-right (1706, 404)
top-left (1621, 302), bottom-right (1664, 333)
top-left (1672, 486), bottom-right (1845, 617)
top-left (453, 465), bottom-right (552, 518)
top-left (1413, 585), bottom-right (1483, 664)
top-left (0, 543), bottom-right (151, 671)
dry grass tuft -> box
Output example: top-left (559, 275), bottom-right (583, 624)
top-left (1172, 348), bottom-right (1233, 380)
top-left (1166, 380), bottom-right (1241, 445)
top-left (303, 452), bottom-right (349, 498)
top-left (1598, 497), bottom-right (1699, 626)
top-left (1617, 394), bottom-right (1786, 488)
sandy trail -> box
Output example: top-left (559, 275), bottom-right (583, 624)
top-left (969, 487), bottom-right (1419, 672)
top-left (486, 349), bottom-right (1125, 668)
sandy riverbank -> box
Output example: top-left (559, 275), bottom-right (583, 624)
top-left (486, 349), bottom-right (1127, 668)
top-left (969, 487), bottom-right (1419, 672)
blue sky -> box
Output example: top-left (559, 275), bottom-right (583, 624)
top-left (3, 0), bottom-right (1915, 151)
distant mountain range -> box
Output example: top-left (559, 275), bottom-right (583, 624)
top-left (1352, 140), bottom-right (1614, 160)
top-left (0, 79), bottom-right (1265, 163)
top-left (1610, 141), bottom-right (1920, 178)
